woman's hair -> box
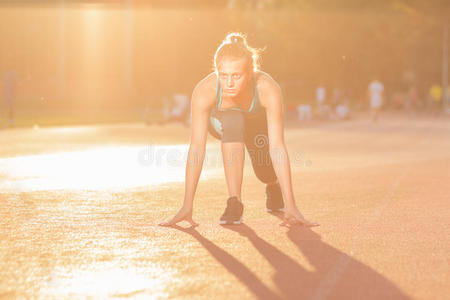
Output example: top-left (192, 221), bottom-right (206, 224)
top-left (213, 32), bottom-right (262, 73)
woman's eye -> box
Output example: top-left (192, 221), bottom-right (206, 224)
top-left (233, 74), bottom-right (240, 79)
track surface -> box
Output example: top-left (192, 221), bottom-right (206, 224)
top-left (1, 114), bottom-right (449, 299)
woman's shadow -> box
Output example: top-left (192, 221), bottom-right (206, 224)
top-left (171, 223), bottom-right (410, 299)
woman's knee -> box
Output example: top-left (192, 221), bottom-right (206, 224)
top-left (221, 111), bottom-right (245, 143)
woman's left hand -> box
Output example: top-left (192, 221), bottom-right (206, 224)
top-left (281, 206), bottom-right (319, 227)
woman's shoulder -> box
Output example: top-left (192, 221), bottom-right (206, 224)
top-left (191, 72), bottom-right (217, 109)
top-left (194, 72), bottom-right (217, 95)
top-left (254, 71), bottom-right (282, 109)
top-left (254, 70), bottom-right (281, 92)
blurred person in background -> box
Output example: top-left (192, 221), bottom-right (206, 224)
top-left (316, 85), bottom-right (326, 106)
top-left (428, 84), bottom-right (442, 116)
top-left (159, 32), bottom-right (317, 227)
top-left (286, 102), bottom-right (298, 120)
top-left (297, 103), bottom-right (312, 121)
top-left (334, 89), bottom-right (351, 120)
top-left (391, 92), bottom-right (404, 110)
top-left (368, 78), bottom-right (384, 122)
top-left (315, 85), bottom-right (331, 119)
top-left (406, 86), bottom-right (419, 114)
top-left (160, 93), bottom-right (190, 126)
top-left (146, 93), bottom-right (190, 126)
top-left (331, 87), bottom-right (340, 111)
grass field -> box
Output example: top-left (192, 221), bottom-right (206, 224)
top-left (0, 113), bottom-right (449, 299)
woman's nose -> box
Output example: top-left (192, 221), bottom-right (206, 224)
top-left (227, 77), bottom-right (234, 87)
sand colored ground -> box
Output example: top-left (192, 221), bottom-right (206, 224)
top-left (0, 113), bottom-right (449, 299)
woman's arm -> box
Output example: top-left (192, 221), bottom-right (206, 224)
top-left (261, 78), bottom-right (319, 226)
top-left (182, 88), bottom-right (211, 210)
top-left (159, 81), bottom-right (214, 226)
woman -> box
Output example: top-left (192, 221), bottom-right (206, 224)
top-left (159, 33), bottom-right (318, 227)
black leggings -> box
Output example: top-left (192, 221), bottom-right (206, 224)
top-left (208, 110), bottom-right (278, 184)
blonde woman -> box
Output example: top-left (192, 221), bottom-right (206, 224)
top-left (159, 33), bottom-right (318, 227)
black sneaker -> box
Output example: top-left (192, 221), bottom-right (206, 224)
top-left (219, 196), bottom-right (244, 225)
top-left (266, 183), bottom-right (285, 212)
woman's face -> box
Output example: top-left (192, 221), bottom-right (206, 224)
top-left (217, 57), bottom-right (252, 98)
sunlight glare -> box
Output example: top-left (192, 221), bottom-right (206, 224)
top-left (40, 265), bottom-right (173, 299)
top-left (0, 145), bottom-right (218, 192)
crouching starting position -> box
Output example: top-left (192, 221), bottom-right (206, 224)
top-left (159, 33), bottom-right (318, 227)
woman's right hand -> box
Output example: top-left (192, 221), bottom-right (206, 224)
top-left (158, 206), bottom-right (198, 227)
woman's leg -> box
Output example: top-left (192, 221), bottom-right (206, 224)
top-left (221, 142), bottom-right (245, 201)
top-left (244, 113), bottom-right (278, 184)
top-left (244, 113), bottom-right (284, 211)
top-left (209, 110), bottom-right (246, 201)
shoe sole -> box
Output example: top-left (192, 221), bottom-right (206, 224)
top-left (266, 208), bottom-right (285, 213)
top-left (219, 217), bottom-right (243, 225)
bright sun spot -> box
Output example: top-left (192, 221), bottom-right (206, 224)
top-left (40, 265), bottom-right (174, 299)
top-left (0, 145), bottom-right (219, 192)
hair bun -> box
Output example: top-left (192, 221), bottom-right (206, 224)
top-left (231, 36), bottom-right (243, 43)
top-left (226, 33), bottom-right (246, 44)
